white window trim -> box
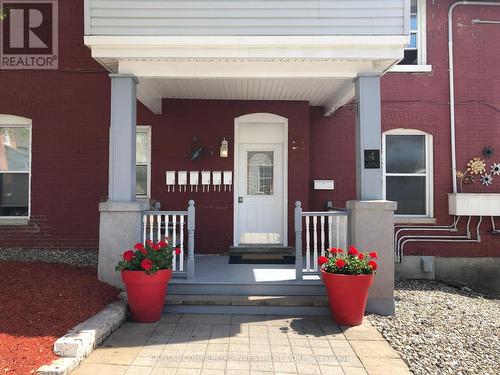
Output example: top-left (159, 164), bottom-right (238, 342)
top-left (382, 128), bottom-right (434, 219)
top-left (0, 115), bottom-right (32, 223)
top-left (136, 125), bottom-right (151, 199)
top-left (390, 0), bottom-right (431, 73)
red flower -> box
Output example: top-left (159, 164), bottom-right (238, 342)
top-left (369, 251), bottom-right (378, 259)
top-left (368, 260), bottom-right (378, 270)
top-left (348, 246), bottom-right (359, 256)
top-left (134, 243), bottom-right (145, 251)
top-left (329, 248), bottom-right (338, 254)
top-left (139, 247), bottom-right (147, 255)
top-left (123, 250), bottom-right (135, 261)
top-left (318, 256), bottom-right (329, 266)
top-left (152, 244), bottom-right (161, 251)
top-left (358, 253), bottom-right (365, 260)
top-left (145, 239), bottom-right (153, 246)
top-left (141, 258), bottom-right (153, 271)
top-left (158, 240), bottom-right (167, 248)
top-left (335, 259), bottom-right (346, 268)
top-left (175, 248), bottom-right (181, 255)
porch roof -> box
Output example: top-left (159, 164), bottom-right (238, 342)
top-left (85, 35), bottom-right (408, 115)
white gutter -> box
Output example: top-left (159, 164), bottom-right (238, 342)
top-left (448, 1), bottom-right (500, 193)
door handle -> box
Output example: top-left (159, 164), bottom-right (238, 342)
top-left (238, 197), bottom-right (243, 203)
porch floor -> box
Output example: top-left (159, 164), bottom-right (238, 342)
top-left (172, 255), bottom-right (321, 284)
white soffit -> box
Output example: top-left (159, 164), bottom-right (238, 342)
top-left (85, 35), bottom-right (408, 115)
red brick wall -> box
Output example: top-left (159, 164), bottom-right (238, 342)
top-left (309, 0), bottom-right (500, 257)
top-left (139, 99), bottom-right (311, 253)
top-left (0, 0), bottom-right (110, 249)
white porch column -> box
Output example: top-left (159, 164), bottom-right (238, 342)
top-left (347, 200), bottom-right (397, 316)
top-left (108, 74), bottom-right (138, 201)
top-left (99, 74), bottom-right (143, 288)
top-left (355, 74), bottom-right (383, 200)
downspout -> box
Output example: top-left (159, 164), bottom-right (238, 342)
top-left (448, 1), bottom-right (500, 192)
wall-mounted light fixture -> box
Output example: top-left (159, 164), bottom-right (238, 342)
top-left (220, 138), bottom-right (229, 158)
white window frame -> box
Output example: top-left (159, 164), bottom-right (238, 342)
top-left (0, 115), bottom-right (32, 225)
top-left (391, 0), bottom-right (432, 73)
top-left (382, 128), bottom-right (434, 219)
top-left (136, 125), bottom-right (151, 199)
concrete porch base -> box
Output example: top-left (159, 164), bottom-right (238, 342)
top-left (166, 255), bottom-right (394, 316)
top-left (396, 255), bottom-right (500, 295)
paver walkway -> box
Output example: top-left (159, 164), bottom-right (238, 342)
top-left (72, 314), bottom-right (411, 375)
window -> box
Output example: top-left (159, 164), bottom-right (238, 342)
top-left (247, 151), bottom-right (274, 195)
top-left (392, 0), bottom-right (430, 72)
top-left (136, 126), bottom-right (151, 198)
top-left (383, 129), bottom-right (433, 217)
top-left (0, 115), bottom-right (31, 220)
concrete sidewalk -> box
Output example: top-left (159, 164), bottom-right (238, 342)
top-left (72, 314), bottom-right (411, 375)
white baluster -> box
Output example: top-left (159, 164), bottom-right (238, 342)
top-left (172, 215), bottom-right (177, 271)
top-left (328, 215), bottom-right (333, 250)
top-left (156, 214), bottom-right (161, 242)
top-left (320, 216), bottom-right (325, 256)
top-left (336, 216), bottom-right (340, 248)
top-left (179, 214), bottom-right (185, 271)
top-left (341, 216), bottom-right (348, 249)
top-left (142, 215), bottom-right (147, 244)
top-left (305, 216), bottom-right (310, 271)
top-left (149, 214), bottom-right (154, 242)
top-left (313, 216), bottom-right (318, 271)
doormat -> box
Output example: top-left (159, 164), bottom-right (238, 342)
top-left (228, 256), bottom-right (295, 265)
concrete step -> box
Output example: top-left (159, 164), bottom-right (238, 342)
top-left (229, 246), bottom-right (293, 257)
top-left (164, 294), bottom-right (330, 316)
top-left (169, 281), bottom-right (325, 296)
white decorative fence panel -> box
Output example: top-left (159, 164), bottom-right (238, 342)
top-left (141, 200), bottom-right (195, 278)
top-left (294, 201), bottom-right (349, 278)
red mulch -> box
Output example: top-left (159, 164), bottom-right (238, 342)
top-left (0, 262), bottom-right (119, 374)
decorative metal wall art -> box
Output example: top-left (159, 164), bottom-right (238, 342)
top-left (189, 137), bottom-right (214, 161)
top-left (457, 148), bottom-right (499, 191)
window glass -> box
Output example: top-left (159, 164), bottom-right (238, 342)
top-left (400, 0), bottom-right (420, 65)
top-left (135, 128), bottom-right (150, 197)
top-left (136, 131), bottom-right (149, 164)
top-left (386, 135), bottom-right (426, 174)
top-left (0, 173), bottom-right (29, 216)
top-left (387, 176), bottom-right (426, 215)
top-left (0, 127), bottom-right (30, 171)
top-left (136, 165), bottom-right (148, 196)
top-left (247, 151), bottom-right (273, 195)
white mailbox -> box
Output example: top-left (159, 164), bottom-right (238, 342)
top-left (223, 171), bottom-right (233, 191)
top-left (314, 180), bottom-right (334, 190)
top-left (166, 171), bottom-right (176, 192)
top-left (189, 171), bottom-right (199, 192)
top-left (178, 171), bottom-right (187, 192)
top-left (201, 171), bottom-right (211, 192)
top-left (212, 171), bottom-right (222, 191)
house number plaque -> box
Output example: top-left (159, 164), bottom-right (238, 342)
top-left (364, 150), bottom-right (380, 169)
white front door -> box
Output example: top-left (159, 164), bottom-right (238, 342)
top-left (237, 144), bottom-right (284, 244)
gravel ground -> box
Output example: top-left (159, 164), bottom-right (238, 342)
top-left (0, 248), bottom-right (98, 267)
top-left (368, 279), bottom-right (500, 375)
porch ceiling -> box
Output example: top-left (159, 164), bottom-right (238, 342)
top-left (136, 76), bottom-right (355, 116)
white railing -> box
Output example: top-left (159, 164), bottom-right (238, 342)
top-left (294, 201), bottom-right (348, 279)
top-left (142, 200), bottom-right (195, 278)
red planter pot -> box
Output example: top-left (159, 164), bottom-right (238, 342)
top-left (122, 269), bottom-right (172, 323)
top-left (321, 270), bottom-right (374, 326)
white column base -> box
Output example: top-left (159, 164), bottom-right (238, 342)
top-left (98, 201), bottom-right (145, 288)
top-left (347, 200), bottom-right (397, 316)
